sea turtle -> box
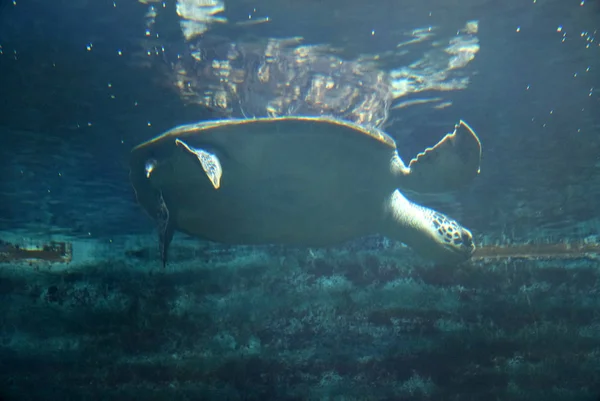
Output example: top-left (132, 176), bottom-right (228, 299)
top-left (130, 116), bottom-right (482, 267)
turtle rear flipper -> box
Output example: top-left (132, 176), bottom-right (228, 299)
top-left (403, 120), bottom-right (482, 193)
top-left (157, 191), bottom-right (174, 268)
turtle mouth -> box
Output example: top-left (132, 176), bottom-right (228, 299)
top-left (441, 228), bottom-right (475, 262)
top-left (461, 236), bottom-right (476, 257)
top-left (461, 231), bottom-right (474, 249)
top-left (458, 228), bottom-right (476, 256)
top-left (445, 242), bottom-right (475, 258)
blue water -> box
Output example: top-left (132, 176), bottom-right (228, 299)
top-left (0, 0), bottom-right (599, 400)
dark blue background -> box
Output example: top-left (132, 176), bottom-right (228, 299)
top-left (0, 0), bottom-right (598, 243)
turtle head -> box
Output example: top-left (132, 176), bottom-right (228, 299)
top-left (423, 211), bottom-right (475, 263)
top-left (385, 190), bottom-right (475, 264)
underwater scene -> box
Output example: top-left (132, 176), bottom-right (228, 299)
top-left (0, 0), bottom-right (599, 400)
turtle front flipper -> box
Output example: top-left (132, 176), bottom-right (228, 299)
top-left (175, 139), bottom-right (223, 189)
top-left (156, 191), bottom-right (174, 268)
top-left (398, 120), bottom-right (482, 193)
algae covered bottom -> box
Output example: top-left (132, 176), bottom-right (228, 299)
top-left (1, 236), bottom-right (599, 400)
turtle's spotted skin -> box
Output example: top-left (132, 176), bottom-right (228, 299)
top-left (431, 212), bottom-right (473, 247)
top-left (130, 116), bottom-right (482, 267)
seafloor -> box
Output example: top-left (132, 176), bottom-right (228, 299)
top-left (1, 234), bottom-right (599, 401)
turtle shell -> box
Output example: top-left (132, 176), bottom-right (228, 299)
top-left (130, 116), bottom-right (399, 246)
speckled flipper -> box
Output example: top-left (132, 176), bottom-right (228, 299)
top-left (175, 139), bottom-right (222, 189)
top-left (156, 191), bottom-right (174, 268)
top-left (402, 120), bottom-right (482, 193)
